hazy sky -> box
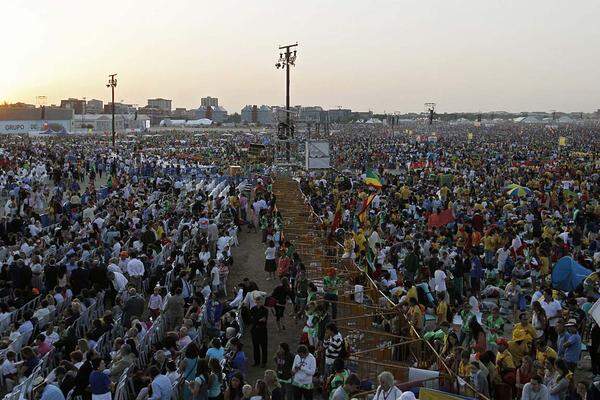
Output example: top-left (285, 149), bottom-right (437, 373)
top-left (2, 0), bottom-right (600, 113)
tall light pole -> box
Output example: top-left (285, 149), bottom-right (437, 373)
top-left (275, 43), bottom-right (298, 162)
top-left (82, 96), bottom-right (86, 131)
top-left (106, 74), bottom-right (117, 146)
top-left (424, 102), bottom-right (436, 126)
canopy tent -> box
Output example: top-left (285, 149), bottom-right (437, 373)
top-left (32, 127), bottom-right (68, 135)
top-left (551, 256), bottom-right (592, 292)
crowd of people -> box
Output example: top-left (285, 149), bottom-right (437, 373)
top-left (0, 133), bottom-right (294, 400)
top-left (0, 121), bottom-right (598, 400)
top-left (295, 122), bottom-right (600, 400)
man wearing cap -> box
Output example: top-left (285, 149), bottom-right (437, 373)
top-left (508, 332), bottom-right (530, 367)
top-left (560, 319), bottom-right (582, 371)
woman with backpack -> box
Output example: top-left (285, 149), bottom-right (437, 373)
top-left (180, 343), bottom-right (200, 400)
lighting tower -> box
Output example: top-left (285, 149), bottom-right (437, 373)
top-left (424, 102), bottom-right (436, 125)
top-left (275, 43), bottom-right (298, 162)
top-left (106, 74), bottom-right (117, 147)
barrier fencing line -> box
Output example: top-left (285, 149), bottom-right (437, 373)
top-left (272, 175), bottom-right (489, 400)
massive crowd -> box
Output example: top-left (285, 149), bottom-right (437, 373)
top-left (297, 122), bottom-right (600, 400)
top-left (0, 121), bottom-right (598, 400)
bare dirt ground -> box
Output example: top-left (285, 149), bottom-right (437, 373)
top-left (229, 230), bottom-right (303, 383)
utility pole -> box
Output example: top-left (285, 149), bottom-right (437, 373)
top-left (275, 43), bottom-right (298, 162)
top-left (106, 74), bottom-right (117, 146)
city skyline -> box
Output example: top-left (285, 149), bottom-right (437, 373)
top-left (2, 0), bottom-right (600, 113)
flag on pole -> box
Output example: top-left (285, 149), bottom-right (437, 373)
top-left (364, 170), bottom-right (382, 189)
top-left (358, 193), bottom-right (376, 224)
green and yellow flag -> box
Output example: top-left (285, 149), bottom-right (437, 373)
top-left (364, 170), bottom-right (382, 189)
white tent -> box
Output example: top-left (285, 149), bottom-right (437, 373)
top-left (185, 119), bottom-right (212, 127)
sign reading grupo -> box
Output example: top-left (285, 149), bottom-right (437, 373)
top-left (0, 121), bottom-right (42, 133)
top-left (4, 124), bottom-right (25, 131)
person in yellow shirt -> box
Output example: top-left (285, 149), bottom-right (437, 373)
top-left (508, 334), bottom-right (529, 367)
top-left (535, 339), bottom-right (558, 366)
top-left (407, 297), bottom-right (423, 333)
top-left (400, 185), bottom-right (411, 201)
top-left (496, 338), bottom-right (516, 385)
top-left (512, 313), bottom-right (537, 344)
top-left (353, 230), bottom-right (366, 252)
top-left (436, 292), bottom-right (448, 325)
top-left (458, 349), bottom-right (472, 380)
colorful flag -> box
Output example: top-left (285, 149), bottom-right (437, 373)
top-left (364, 170), bottom-right (382, 189)
top-left (330, 200), bottom-right (342, 235)
top-left (427, 209), bottom-right (455, 228)
top-left (358, 193), bottom-right (376, 224)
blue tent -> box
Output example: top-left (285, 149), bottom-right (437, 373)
top-left (551, 256), bottom-right (592, 292)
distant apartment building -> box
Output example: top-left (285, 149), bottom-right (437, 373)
top-left (172, 108), bottom-right (197, 120)
top-left (86, 99), bottom-right (103, 114)
top-left (241, 105), bottom-right (273, 125)
top-left (351, 111), bottom-right (373, 121)
top-left (147, 98), bottom-right (172, 112)
top-left (60, 98), bottom-right (86, 114)
top-left (201, 97), bottom-right (219, 107)
top-left (72, 113), bottom-right (150, 132)
top-left (327, 108), bottom-right (352, 123)
top-left (299, 106), bottom-right (327, 123)
top-left (138, 105), bottom-right (170, 126)
top-left (196, 105), bottom-right (227, 123)
top-left (103, 102), bottom-right (135, 114)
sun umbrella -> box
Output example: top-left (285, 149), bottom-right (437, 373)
top-left (506, 185), bottom-right (532, 197)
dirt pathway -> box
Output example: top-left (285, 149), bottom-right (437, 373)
top-left (229, 230), bottom-right (302, 383)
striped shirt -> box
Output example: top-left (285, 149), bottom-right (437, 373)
top-left (324, 333), bottom-right (344, 365)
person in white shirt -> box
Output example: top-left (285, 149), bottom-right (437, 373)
top-left (264, 241), bottom-right (277, 281)
top-left (32, 300), bottom-right (51, 324)
top-left (209, 261), bottom-right (221, 292)
top-left (229, 287), bottom-right (244, 309)
top-left (540, 288), bottom-right (562, 328)
top-left (496, 245), bottom-right (511, 271)
top-left (217, 235), bottom-right (231, 254)
top-left (44, 326), bottom-right (60, 345)
top-left (109, 271), bottom-right (128, 293)
top-left (521, 375), bottom-right (549, 400)
top-left (126, 255), bottom-right (145, 289)
top-left (433, 267), bottom-right (448, 295)
top-left (291, 345), bottom-right (316, 396)
top-left (373, 371), bottom-right (403, 400)
top-left (1, 351), bottom-right (17, 391)
top-left (148, 286), bottom-right (163, 319)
